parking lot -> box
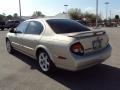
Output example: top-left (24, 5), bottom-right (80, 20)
top-left (0, 28), bottom-right (120, 90)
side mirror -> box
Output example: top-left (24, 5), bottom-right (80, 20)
top-left (9, 28), bottom-right (22, 34)
top-left (9, 28), bottom-right (15, 33)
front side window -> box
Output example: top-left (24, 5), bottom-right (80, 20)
top-left (16, 21), bottom-right (29, 33)
top-left (25, 21), bottom-right (43, 35)
top-left (47, 19), bottom-right (90, 34)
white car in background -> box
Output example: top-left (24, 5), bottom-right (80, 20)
top-left (6, 18), bottom-right (112, 73)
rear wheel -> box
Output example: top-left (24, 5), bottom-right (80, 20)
top-left (38, 50), bottom-right (55, 74)
top-left (6, 39), bottom-right (14, 53)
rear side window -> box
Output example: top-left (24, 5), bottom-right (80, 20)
top-left (25, 21), bottom-right (43, 35)
top-left (47, 19), bottom-right (90, 34)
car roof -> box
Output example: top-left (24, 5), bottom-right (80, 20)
top-left (26, 18), bottom-right (70, 22)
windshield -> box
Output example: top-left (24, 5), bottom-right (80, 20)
top-left (47, 19), bottom-right (90, 34)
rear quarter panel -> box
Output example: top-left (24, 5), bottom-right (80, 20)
top-left (38, 35), bottom-right (75, 68)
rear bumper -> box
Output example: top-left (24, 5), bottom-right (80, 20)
top-left (67, 45), bottom-right (112, 71)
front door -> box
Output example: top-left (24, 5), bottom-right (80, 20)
top-left (12, 21), bottom-right (29, 51)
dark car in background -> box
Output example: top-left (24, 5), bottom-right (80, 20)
top-left (5, 20), bottom-right (20, 29)
top-left (76, 20), bottom-right (88, 26)
top-left (0, 21), bottom-right (5, 30)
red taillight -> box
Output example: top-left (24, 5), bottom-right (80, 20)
top-left (70, 42), bottom-right (84, 55)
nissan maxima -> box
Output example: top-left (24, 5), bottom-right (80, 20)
top-left (6, 18), bottom-right (112, 73)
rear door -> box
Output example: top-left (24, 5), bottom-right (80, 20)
top-left (22, 21), bottom-right (44, 57)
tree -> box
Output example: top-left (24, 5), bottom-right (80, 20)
top-left (115, 15), bottom-right (119, 20)
top-left (84, 12), bottom-right (102, 23)
top-left (2, 13), bottom-right (6, 16)
top-left (84, 12), bottom-right (96, 22)
top-left (115, 15), bottom-right (119, 24)
top-left (13, 13), bottom-right (19, 20)
top-left (32, 11), bottom-right (45, 18)
top-left (68, 8), bottom-right (83, 20)
top-left (6, 15), bottom-right (13, 20)
top-left (0, 14), bottom-right (6, 21)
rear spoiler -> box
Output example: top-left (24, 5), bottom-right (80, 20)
top-left (69, 30), bottom-right (106, 38)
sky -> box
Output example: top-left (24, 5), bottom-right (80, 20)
top-left (0, 0), bottom-right (120, 18)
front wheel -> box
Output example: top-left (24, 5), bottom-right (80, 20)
top-left (6, 39), bottom-right (14, 53)
top-left (38, 50), bottom-right (56, 74)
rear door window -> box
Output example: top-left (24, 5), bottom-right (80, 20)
top-left (24, 21), bottom-right (43, 35)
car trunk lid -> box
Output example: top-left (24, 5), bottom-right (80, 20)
top-left (63, 30), bottom-right (109, 54)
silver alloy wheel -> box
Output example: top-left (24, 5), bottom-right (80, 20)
top-left (6, 40), bottom-right (11, 53)
top-left (39, 52), bottom-right (50, 72)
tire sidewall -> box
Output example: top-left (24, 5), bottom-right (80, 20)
top-left (6, 40), bottom-right (13, 53)
top-left (38, 50), bottom-right (55, 74)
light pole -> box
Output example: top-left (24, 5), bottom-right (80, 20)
top-left (110, 10), bottom-right (112, 19)
top-left (19, 0), bottom-right (22, 20)
top-left (64, 5), bottom-right (68, 14)
top-left (96, 0), bottom-right (99, 28)
top-left (105, 2), bottom-right (110, 20)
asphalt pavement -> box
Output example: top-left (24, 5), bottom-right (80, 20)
top-left (0, 28), bottom-right (120, 90)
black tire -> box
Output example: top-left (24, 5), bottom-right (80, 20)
top-left (37, 50), bottom-right (56, 74)
top-left (6, 39), bottom-right (14, 53)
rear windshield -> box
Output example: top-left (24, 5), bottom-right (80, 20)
top-left (47, 19), bottom-right (90, 34)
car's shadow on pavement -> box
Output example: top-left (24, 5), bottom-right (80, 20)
top-left (12, 51), bottom-right (120, 90)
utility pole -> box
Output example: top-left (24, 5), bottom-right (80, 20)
top-left (64, 5), bottom-right (68, 14)
top-left (64, 5), bottom-right (69, 18)
top-left (110, 10), bottom-right (112, 19)
top-left (19, 0), bottom-right (22, 21)
top-left (109, 10), bottom-right (112, 24)
top-left (96, 0), bottom-right (99, 28)
top-left (105, 2), bottom-right (110, 20)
